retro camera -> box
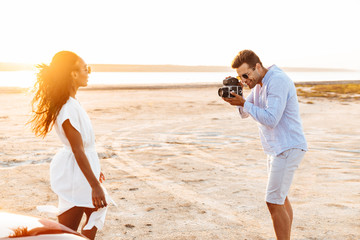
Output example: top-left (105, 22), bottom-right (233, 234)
top-left (218, 77), bottom-right (242, 98)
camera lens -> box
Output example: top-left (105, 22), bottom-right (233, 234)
top-left (218, 87), bottom-right (229, 97)
top-left (218, 88), bottom-right (224, 97)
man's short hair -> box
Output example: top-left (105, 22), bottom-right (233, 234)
top-left (231, 50), bottom-right (263, 69)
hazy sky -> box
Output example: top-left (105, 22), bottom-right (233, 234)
top-left (1, 0), bottom-right (359, 70)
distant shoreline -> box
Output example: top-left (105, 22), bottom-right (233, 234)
top-left (1, 80), bottom-right (359, 93)
top-left (0, 62), bottom-right (357, 72)
top-left (82, 80), bottom-right (360, 90)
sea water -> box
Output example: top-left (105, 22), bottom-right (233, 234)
top-left (1, 71), bottom-right (360, 88)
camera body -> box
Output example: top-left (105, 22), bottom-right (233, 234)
top-left (218, 77), bottom-right (242, 98)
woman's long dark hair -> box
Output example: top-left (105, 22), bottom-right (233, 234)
top-left (29, 51), bottom-right (79, 138)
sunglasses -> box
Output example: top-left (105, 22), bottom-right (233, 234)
top-left (85, 65), bottom-right (91, 74)
top-left (240, 67), bottom-right (255, 79)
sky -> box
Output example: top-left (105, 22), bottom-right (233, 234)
top-left (1, 0), bottom-right (360, 70)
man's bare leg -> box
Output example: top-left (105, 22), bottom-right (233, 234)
top-left (284, 197), bottom-right (293, 229)
top-left (266, 199), bottom-right (291, 240)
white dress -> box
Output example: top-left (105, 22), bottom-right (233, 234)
top-left (50, 97), bottom-right (110, 230)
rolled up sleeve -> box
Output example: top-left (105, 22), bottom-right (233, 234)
top-left (244, 77), bottom-right (288, 129)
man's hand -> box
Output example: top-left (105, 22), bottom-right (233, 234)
top-left (222, 92), bottom-right (245, 107)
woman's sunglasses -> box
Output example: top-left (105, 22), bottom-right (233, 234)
top-left (86, 65), bottom-right (91, 74)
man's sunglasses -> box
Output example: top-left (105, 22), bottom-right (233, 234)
top-left (240, 67), bottom-right (255, 79)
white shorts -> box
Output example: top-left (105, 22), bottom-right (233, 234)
top-left (266, 148), bottom-right (305, 205)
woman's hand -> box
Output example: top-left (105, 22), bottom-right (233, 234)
top-left (99, 172), bottom-right (105, 183)
top-left (62, 120), bottom-right (108, 209)
top-left (92, 184), bottom-right (107, 209)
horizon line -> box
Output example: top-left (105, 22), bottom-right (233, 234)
top-left (0, 62), bottom-right (357, 72)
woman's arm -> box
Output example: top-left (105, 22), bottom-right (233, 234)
top-left (62, 119), bottom-right (107, 209)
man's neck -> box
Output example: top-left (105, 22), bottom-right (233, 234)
top-left (261, 68), bottom-right (268, 79)
top-left (259, 68), bottom-right (268, 87)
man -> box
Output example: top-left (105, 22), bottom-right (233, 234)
top-left (222, 50), bottom-right (307, 240)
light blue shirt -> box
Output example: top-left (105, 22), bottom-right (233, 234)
top-left (239, 65), bottom-right (307, 156)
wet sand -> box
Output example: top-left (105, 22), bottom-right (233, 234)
top-left (0, 86), bottom-right (359, 239)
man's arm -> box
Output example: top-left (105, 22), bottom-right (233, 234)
top-left (244, 78), bottom-right (288, 128)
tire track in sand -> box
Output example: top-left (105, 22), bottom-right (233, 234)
top-left (107, 150), bottom-right (263, 235)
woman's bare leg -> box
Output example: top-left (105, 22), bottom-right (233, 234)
top-left (81, 208), bottom-right (98, 240)
top-left (58, 207), bottom-right (84, 231)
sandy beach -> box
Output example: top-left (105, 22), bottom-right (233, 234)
top-left (0, 85), bottom-right (359, 239)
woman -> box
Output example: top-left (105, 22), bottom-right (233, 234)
top-left (29, 51), bottom-right (109, 239)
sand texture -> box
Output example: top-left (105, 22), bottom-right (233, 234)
top-left (0, 86), bottom-right (359, 239)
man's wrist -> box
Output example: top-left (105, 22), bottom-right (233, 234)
top-left (241, 100), bottom-right (245, 107)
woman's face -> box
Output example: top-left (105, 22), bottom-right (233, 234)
top-left (72, 57), bottom-right (90, 88)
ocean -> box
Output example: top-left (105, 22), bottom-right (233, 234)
top-left (1, 70), bottom-right (360, 88)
